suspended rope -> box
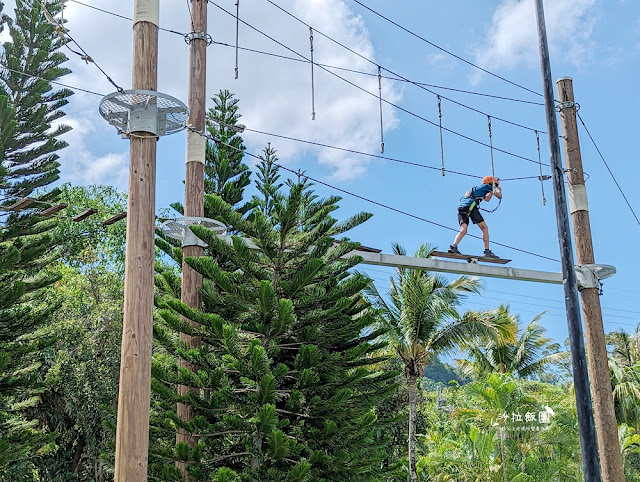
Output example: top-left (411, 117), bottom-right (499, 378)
top-left (234, 0), bottom-right (240, 79)
top-left (487, 115), bottom-right (496, 185)
top-left (378, 66), bottom-right (384, 154)
top-left (309, 27), bottom-right (316, 120)
top-left (437, 95), bottom-right (444, 176)
top-left (480, 115), bottom-right (500, 213)
top-left (535, 131), bottom-right (547, 205)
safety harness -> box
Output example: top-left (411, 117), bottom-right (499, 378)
top-left (463, 185), bottom-right (501, 214)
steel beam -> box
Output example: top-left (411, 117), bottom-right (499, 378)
top-left (352, 251), bottom-right (563, 284)
top-left (216, 235), bottom-right (563, 285)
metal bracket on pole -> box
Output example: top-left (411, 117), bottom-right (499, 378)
top-left (161, 217), bottom-right (227, 248)
top-left (184, 31), bottom-right (213, 45)
top-left (99, 90), bottom-right (189, 137)
top-left (556, 101), bottom-right (580, 112)
top-left (575, 264), bottom-right (616, 290)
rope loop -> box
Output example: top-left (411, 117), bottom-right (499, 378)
top-left (378, 66), bottom-right (384, 154)
top-left (437, 95), bottom-right (444, 176)
top-left (535, 130), bottom-right (547, 205)
top-left (234, 0), bottom-right (240, 79)
top-left (309, 27), bottom-right (316, 120)
top-left (487, 115), bottom-right (495, 188)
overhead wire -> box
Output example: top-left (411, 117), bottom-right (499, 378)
top-left (0, 61), bottom-right (105, 97)
top-left (208, 0), bottom-right (546, 168)
top-left (264, 0), bottom-right (547, 134)
top-left (362, 266), bottom-right (640, 324)
top-left (66, 0), bottom-right (186, 36)
top-left (191, 126), bottom-right (560, 262)
top-left (0, 63), bottom-right (548, 185)
top-left (576, 112), bottom-right (640, 227)
top-left (348, 0), bottom-right (543, 98)
top-left (29, 0), bottom-right (125, 93)
top-left (186, 0), bottom-right (195, 31)
top-left (210, 40), bottom-right (543, 105)
top-left (64, 0), bottom-right (545, 113)
top-left (212, 122), bottom-right (486, 180)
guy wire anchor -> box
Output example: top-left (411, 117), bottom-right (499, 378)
top-left (161, 217), bottom-right (227, 248)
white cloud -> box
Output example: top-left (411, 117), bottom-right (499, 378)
top-left (54, 115), bottom-right (129, 189)
top-left (473, 0), bottom-right (597, 78)
top-left (4, 0), bottom-right (402, 183)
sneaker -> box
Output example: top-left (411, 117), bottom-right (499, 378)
top-left (448, 245), bottom-right (461, 254)
top-left (483, 249), bottom-right (499, 259)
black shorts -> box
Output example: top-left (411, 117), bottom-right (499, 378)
top-left (458, 205), bottom-right (484, 225)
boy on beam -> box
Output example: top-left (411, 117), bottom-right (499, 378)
top-left (448, 176), bottom-right (503, 258)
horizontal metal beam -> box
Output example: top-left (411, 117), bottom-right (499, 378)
top-left (215, 235), bottom-right (563, 285)
top-left (352, 251), bottom-right (563, 285)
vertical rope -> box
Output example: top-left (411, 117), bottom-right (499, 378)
top-left (309, 27), bottom-right (316, 120)
top-left (438, 95), bottom-right (444, 176)
top-left (234, 0), bottom-right (240, 79)
top-left (378, 66), bottom-right (384, 154)
top-left (536, 130), bottom-right (547, 205)
top-left (487, 115), bottom-right (495, 190)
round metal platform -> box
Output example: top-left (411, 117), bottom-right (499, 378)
top-left (99, 89), bottom-right (189, 137)
top-left (160, 217), bottom-right (227, 248)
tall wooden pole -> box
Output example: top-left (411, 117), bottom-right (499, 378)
top-left (534, 1), bottom-right (602, 480)
top-left (557, 77), bottom-right (625, 482)
top-left (114, 0), bottom-right (159, 480)
top-left (177, 0), bottom-right (207, 474)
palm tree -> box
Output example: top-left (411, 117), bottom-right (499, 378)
top-left (607, 324), bottom-right (640, 430)
top-left (456, 308), bottom-right (569, 379)
top-left (363, 243), bottom-right (514, 482)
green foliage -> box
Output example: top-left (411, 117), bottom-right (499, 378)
top-left (608, 323), bottom-right (640, 429)
top-left (28, 264), bottom-right (123, 481)
top-left (418, 375), bottom-right (584, 481)
top-left (0, 1), bottom-right (71, 477)
top-left (362, 242), bottom-right (514, 481)
top-left (151, 160), bottom-right (397, 480)
top-left (456, 307), bottom-right (569, 380)
top-left (170, 89), bottom-right (252, 220)
top-left (51, 184), bottom-right (128, 271)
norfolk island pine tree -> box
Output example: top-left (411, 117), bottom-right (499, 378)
top-left (0, 0), bottom-right (72, 477)
top-left (151, 147), bottom-right (398, 480)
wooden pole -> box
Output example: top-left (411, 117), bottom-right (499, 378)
top-left (534, 1), bottom-right (601, 479)
top-left (557, 77), bottom-right (625, 482)
top-left (114, 1), bottom-right (158, 480)
top-left (177, 0), bottom-right (207, 475)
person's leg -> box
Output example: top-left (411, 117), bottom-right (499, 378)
top-left (453, 223), bottom-right (468, 246)
top-left (478, 221), bottom-right (490, 250)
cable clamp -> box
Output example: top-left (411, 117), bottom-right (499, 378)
top-left (556, 101), bottom-right (580, 112)
top-left (184, 31), bottom-right (213, 46)
top-left (538, 175), bottom-right (551, 181)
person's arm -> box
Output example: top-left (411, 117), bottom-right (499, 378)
top-left (483, 185), bottom-right (502, 201)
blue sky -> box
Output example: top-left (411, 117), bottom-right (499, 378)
top-left (2, 0), bottom-right (639, 345)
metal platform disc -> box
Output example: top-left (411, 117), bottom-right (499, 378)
top-left (431, 250), bottom-right (511, 264)
top-left (99, 89), bottom-right (189, 136)
top-left (161, 217), bottom-right (227, 248)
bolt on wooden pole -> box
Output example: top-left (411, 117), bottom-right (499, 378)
top-left (534, 1), bottom-right (601, 480)
top-left (557, 77), bottom-right (625, 482)
top-left (177, 0), bottom-right (208, 476)
top-left (114, 1), bottom-right (159, 480)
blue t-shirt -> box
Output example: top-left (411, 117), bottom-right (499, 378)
top-left (458, 184), bottom-right (493, 209)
